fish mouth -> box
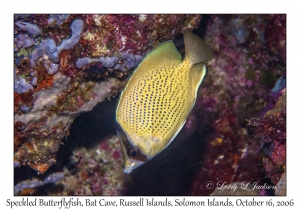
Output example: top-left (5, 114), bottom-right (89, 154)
top-left (124, 167), bottom-right (134, 174)
top-left (123, 159), bottom-right (144, 174)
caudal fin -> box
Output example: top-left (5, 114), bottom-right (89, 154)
top-left (184, 31), bottom-right (214, 65)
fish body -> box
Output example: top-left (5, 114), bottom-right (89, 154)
top-left (116, 31), bottom-right (214, 173)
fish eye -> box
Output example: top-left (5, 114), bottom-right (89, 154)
top-left (127, 147), bottom-right (139, 159)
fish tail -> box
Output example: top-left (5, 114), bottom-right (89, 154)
top-left (184, 31), bottom-right (214, 65)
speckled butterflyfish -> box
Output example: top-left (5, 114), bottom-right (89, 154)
top-left (115, 31), bottom-right (214, 173)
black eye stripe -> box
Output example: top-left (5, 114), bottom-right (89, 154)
top-left (115, 119), bottom-right (148, 162)
top-left (127, 146), bottom-right (139, 159)
top-left (115, 120), bottom-right (129, 146)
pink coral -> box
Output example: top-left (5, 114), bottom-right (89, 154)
top-left (14, 15), bottom-right (201, 175)
top-left (265, 15), bottom-right (286, 61)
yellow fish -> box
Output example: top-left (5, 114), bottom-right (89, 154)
top-left (115, 31), bottom-right (214, 173)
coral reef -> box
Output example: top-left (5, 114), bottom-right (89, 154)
top-left (46, 135), bottom-right (129, 196)
top-left (14, 72), bottom-right (124, 174)
top-left (15, 134), bottom-right (129, 196)
top-left (81, 14), bottom-right (200, 57)
top-left (187, 14), bottom-right (286, 195)
top-left (188, 105), bottom-right (265, 195)
top-left (14, 172), bottom-right (64, 195)
top-left (14, 14), bottom-right (201, 194)
top-left (15, 21), bottom-right (42, 36)
top-left (75, 53), bottom-right (143, 72)
top-left (14, 14), bottom-right (285, 196)
top-left (47, 14), bottom-right (70, 27)
top-left (265, 15), bottom-right (286, 61)
top-left (247, 87), bottom-right (286, 184)
top-left (14, 34), bottom-right (35, 50)
top-left (57, 19), bottom-right (84, 54)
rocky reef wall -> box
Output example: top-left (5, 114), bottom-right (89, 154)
top-left (13, 14), bottom-right (286, 196)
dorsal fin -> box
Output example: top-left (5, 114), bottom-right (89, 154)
top-left (129, 41), bottom-right (182, 81)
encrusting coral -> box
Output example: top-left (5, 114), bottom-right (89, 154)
top-left (14, 14), bottom-right (202, 194)
top-left (14, 14), bottom-right (286, 196)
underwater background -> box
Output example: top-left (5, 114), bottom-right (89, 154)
top-left (14, 14), bottom-right (286, 196)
